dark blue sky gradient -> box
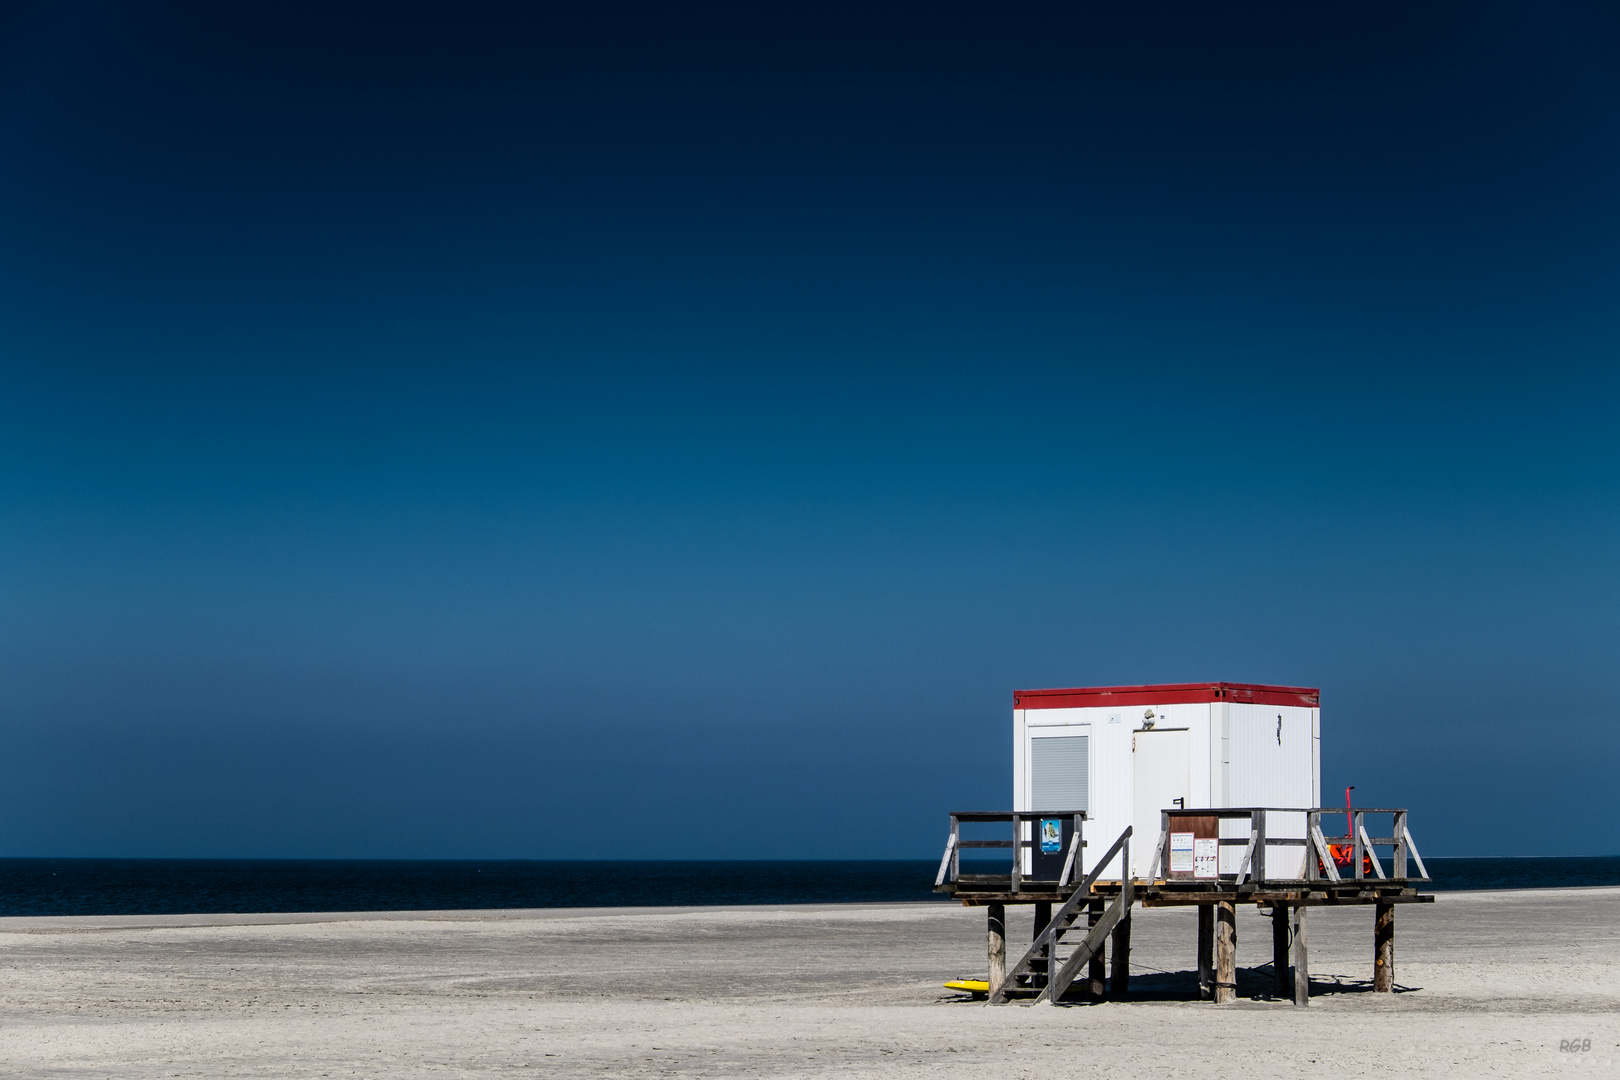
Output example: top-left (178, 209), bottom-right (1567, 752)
top-left (1, 2), bottom-right (1615, 857)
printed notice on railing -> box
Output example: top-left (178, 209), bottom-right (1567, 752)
top-left (1170, 832), bottom-right (1194, 873)
top-left (1194, 838), bottom-right (1219, 878)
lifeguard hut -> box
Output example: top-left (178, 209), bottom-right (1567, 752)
top-left (1015, 682), bottom-right (1319, 880)
top-left (936, 682), bottom-right (1433, 1006)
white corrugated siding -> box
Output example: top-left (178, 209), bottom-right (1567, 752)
top-left (1226, 704), bottom-right (1315, 877)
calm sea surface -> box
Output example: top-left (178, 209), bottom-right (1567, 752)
top-left (0, 857), bottom-right (1614, 917)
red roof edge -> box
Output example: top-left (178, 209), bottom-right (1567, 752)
top-left (1014, 682), bottom-right (1320, 710)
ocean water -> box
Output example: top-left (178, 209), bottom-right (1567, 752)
top-left (0, 856), bottom-right (1614, 917)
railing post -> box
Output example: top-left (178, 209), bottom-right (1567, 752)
top-left (1394, 810), bottom-right (1408, 879)
top-left (1159, 810), bottom-right (1170, 880)
top-left (950, 815), bottom-right (961, 883)
top-left (1075, 812), bottom-right (1086, 883)
top-left (1352, 810), bottom-right (1365, 881)
top-left (1306, 810), bottom-right (1320, 882)
top-left (1110, 833), bottom-right (1132, 999)
top-left (1010, 813), bottom-right (1022, 895)
top-left (1089, 897), bottom-right (1107, 996)
top-left (1075, 809), bottom-right (1088, 880)
top-left (1255, 809), bottom-right (1267, 885)
top-left (1047, 916), bottom-right (1060, 1001)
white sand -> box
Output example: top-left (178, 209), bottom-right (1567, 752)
top-left (1, 888), bottom-right (1616, 1078)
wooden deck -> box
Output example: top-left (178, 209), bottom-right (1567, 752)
top-left (934, 808), bottom-right (1435, 1005)
top-left (948, 876), bottom-right (1434, 906)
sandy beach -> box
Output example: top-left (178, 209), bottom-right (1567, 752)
top-left (2, 887), bottom-right (1615, 1078)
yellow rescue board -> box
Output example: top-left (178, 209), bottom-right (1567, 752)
top-left (943, 978), bottom-right (990, 994)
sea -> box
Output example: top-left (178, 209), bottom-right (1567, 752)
top-left (0, 856), bottom-right (1616, 917)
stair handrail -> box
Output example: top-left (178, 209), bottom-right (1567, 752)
top-left (988, 825), bottom-right (1132, 1004)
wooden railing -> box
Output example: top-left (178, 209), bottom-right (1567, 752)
top-left (935, 810), bottom-right (1087, 893)
top-left (1306, 807), bottom-right (1429, 883)
top-left (1148, 806), bottom-right (1430, 886)
top-left (938, 806), bottom-right (1428, 890)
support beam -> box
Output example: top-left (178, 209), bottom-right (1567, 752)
top-left (987, 903), bottom-right (1006, 997)
top-left (1374, 900), bottom-right (1394, 992)
top-left (1272, 904), bottom-right (1290, 999)
top-left (1291, 904), bottom-right (1310, 1006)
top-left (1032, 901), bottom-right (1052, 992)
top-left (1088, 898), bottom-right (1106, 997)
top-left (1197, 904), bottom-right (1214, 1000)
top-left (1032, 900), bottom-right (1052, 937)
top-left (1214, 901), bottom-right (1237, 1003)
top-left (1109, 911), bottom-right (1132, 998)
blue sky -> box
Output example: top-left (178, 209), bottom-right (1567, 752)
top-left (0, 1), bottom-right (1615, 857)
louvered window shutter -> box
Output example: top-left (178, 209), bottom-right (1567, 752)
top-left (1031, 735), bottom-right (1088, 812)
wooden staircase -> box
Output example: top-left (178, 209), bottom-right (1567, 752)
top-left (988, 826), bottom-right (1134, 1005)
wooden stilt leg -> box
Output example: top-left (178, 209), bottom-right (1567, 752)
top-left (1088, 898), bottom-right (1106, 997)
top-left (1374, 901), bottom-right (1394, 992)
top-left (1197, 903), bottom-right (1214, 1000)
top-left (987, 903), bottom-right (1006, 997)
top-left (1272, 904), bottom-right (1290, 999)
top-left (1110, 910), bottom-right (1132, 998)
top-left (1214, 900), bottom-right (1237, 1003)
top-left (1291, 904), bottom-right (1310, 1006)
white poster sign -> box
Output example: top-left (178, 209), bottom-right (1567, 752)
top-left (1193, 837), bottom-right (1219, 879)
top-left (1169, 832), bottom-right (1195, 873)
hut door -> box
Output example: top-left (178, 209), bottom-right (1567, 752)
top-left (1132, 729), bottom-right (1189, 878)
